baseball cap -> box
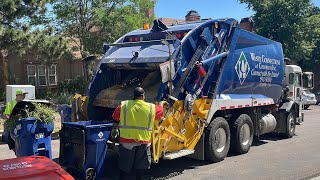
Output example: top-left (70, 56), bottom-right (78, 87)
top-left (16, 89), bottom-right (28, 95)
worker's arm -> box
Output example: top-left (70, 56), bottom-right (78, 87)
top-left (4, 102), bottom-right (11, 119)
top-left (112, 105), bottom-right (121, 127)
top-left (111, 105), bottom-right (121, 139)
top-left (155, 105), bottom-right (164, 121)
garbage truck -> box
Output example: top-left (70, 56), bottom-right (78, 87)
top-left (73, 18), bottom-right (313, 163)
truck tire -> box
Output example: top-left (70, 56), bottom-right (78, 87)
top-left (205, 117), bottom-right (230, 162)
top-left (285, 111), bottom-right (295, 138)
top-left (304, 105), bottom-right (310, 109)
top-left (230, 114), bottom-right (253, 154)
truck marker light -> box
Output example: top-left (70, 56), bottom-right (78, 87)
top-left (143, 23), bottom-right (150, 30)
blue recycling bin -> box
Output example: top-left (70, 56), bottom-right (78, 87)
top-left (10, 117), bottom-right (54, 159)
top-left (59, 121), bottom-right (112, 180)
top-left (58, 105), bottom-right (72, 123)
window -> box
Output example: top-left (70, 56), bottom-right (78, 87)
top-left (38, 65), bottom-right (47, 86)
top-left (289, 73), bottom-right (294, 84)
top-left (48, 65), bottom-right (57, 85)
top-left (295, 73), bottom-right (302, 87)
top-left (27, 65), bottom-right (36, 86)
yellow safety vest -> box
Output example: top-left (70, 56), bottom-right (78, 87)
top-left (119, 100), bottom-right (156, 141)
top-left (4, 99), bottom-right (17, 116)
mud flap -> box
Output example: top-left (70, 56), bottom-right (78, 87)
top-left (188, 134), bottom-right (205, 160)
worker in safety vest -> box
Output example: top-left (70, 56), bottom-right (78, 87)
top-left (112, 87), bottom-right (164, 180)
top-left (4, 89), bottom-right (28, 152)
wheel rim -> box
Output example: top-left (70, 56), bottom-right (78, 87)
top-left (215, 128), bottom-right (227, 153)
top-left (240, 124), bottom-right (250, 146)
top-left (288, 115), bottom-right (295, 133)
top-left (85, 168), bottom-right (96, 180)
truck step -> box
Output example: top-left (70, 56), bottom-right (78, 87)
top-left (163, 149), bottom-right (195, 160)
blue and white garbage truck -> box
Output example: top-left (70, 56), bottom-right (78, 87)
top-left (73, 18), bottom-right (313, 163)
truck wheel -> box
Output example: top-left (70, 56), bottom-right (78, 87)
top-left (205, 117), bottom-right (230, 162)
top-left (85, 168), bottom-right (96, 180)
top-left (285, 112), bottom-right (295, 138)
top-left (304, 105), bottom-right (310, 109)
top-left (231, 114), bottom-right (253, 154)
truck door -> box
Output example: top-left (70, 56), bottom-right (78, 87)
top-left (294, 72), bottom-right (303, 122)
top-left (288, 72), bottom-right (303, 122)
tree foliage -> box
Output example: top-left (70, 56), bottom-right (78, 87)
top-left (0, 0), bottom-right (50, 28)
top-left (52, 0), bottom-right (155, 57)
top-left (239, 0), bottom-right (320, 62)
top-left (0, 0), bottom-right (73, 88)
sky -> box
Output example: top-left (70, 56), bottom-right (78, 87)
top-left (155, 0), bottom-right (320, 21)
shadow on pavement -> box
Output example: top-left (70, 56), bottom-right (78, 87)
top-left (251, 132), bottom-right (298, 147)
top-left (56, 132), bottom-right (300, 180)
top-left (148, 157), bottom-right (211, 180)
top-left (86, 149), bottom-right (211, 180)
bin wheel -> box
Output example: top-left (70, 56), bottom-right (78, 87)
top-left (85, 168), bottom-right (96, 180)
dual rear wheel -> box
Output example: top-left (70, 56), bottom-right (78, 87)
top-left (205, 114), bottom-right (253, 162)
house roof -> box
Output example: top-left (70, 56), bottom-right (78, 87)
top-left (158, 18), bottom-right (185, 26)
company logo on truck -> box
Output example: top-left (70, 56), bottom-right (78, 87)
top-left (250, 53), bottom-right (280, 83)
top-left (235, 52), bottom-right (250, 85)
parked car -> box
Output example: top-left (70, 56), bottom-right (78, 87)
top-left (315, 91), bottom-right (320, 105)
top-left (302, 89), bottom-right (317, 109)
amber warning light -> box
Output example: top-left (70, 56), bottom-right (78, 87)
top-left (143, 23), bottom-right (150, 30)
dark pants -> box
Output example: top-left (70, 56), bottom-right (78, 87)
top-left (118, 144), bottom-right (151, 180)
top-left (7, 131), bottom-right (15, 150)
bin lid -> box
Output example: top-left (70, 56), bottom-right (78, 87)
top-left (0, 156), bottom-right (74, 180)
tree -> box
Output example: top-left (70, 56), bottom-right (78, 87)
top-left (0, 0), bottom-right (72, 91)
top-left (52, 0), bottom-right (155, 57)
top-left (239, 0), bottom-right (320, 62)
top-left (0, 0), bottom-right (49, 90)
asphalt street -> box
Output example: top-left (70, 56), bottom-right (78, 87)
top-left (0, 105), bottom-right (320, 180)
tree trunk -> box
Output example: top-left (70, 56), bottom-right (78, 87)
top-left (0, 51), bottom-right (9, 91)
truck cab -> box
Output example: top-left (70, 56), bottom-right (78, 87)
top-left (284, 65), bottom-right (303, 123)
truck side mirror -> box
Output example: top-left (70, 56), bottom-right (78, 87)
top-left (302, 72), bottom-right (314, 89)
top-left (103, 43), bottom-right (110, 53)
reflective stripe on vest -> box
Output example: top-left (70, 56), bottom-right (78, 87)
top-left (119, 100), bottom-right (155, 141)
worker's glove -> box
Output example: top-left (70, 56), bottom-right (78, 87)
top-left (159, 101), bottom-right (169, 107)
top-left (111, 128), bottom-right (119, 138)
